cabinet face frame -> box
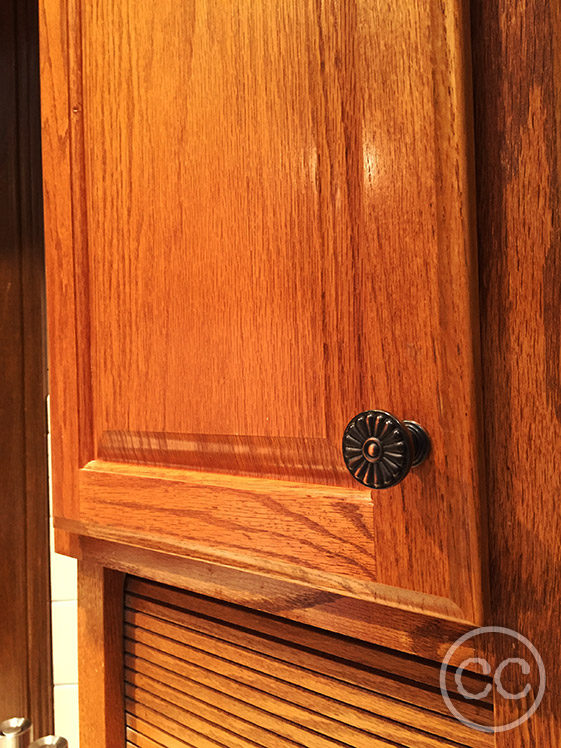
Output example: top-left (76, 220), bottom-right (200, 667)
top-left (77, 562), bottom-right (125, 748)
top-left (471, 0), bottom-right (561, 743)
top-left (40, 0), bottom-right (488, 626)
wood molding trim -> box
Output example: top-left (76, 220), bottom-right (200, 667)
top-left (471, 0), bottom-right (561, 743)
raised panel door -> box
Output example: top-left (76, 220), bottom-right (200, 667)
top-left (41, 0), bottom-right (486, 623)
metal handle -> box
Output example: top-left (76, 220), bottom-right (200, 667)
top-left (342, 410), bottom-right (430, 488)
top-left (0, 719), bottom-right (33, 748)
top-left (29, 738), bottom-right (68, 748)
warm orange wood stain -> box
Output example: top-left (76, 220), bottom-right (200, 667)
top-left (78, 535), bottom-right (483, 662)
top-left (41, 0), bottom-right (485, 624)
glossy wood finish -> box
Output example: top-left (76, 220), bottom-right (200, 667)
top-left (0, 0), bottom-right (52, 731)
top-left (79, 535), bottom-right (481, 665)
top-left (39, 0), bottom-right (82, 524)
top-left (78, 461), bottom-right (376, 581)
top-left (78, 563), bottom-right (125, 747)
top-left (0, 0), bottom-right (29, 713)
top-left (124, 577), bottom-right (493, 748)
top-left (41, 0), bottom-right (485, 624)
top-left (73, 459), bottom-right (476, 619)
top-left (471, 1), bottom-right (561, 744)
top-left (84, 0), bottom-right (480, 477)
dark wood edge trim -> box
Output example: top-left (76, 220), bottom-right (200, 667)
top-left (429, 0), bottom-right (490, 627)
top-left (458, 0), bottom-right (491, 627)
top-left (471, 0), bottom-right (561, 743)
top-left (16, 0), bottom-right (53, 733)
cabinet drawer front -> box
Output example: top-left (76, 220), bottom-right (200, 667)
top-left (41, 0), bottom-right (485, 621)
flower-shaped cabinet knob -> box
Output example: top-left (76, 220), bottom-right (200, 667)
top-left (342, 410), bottom-right (431, 489)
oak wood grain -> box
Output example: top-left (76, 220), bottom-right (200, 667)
top-left (78, 563), bottom-right (125, 748)
top-left (39, 0), bottom-right (81, 521)
top-left (124, 576), bottom-right (493, 747)
top-left (53, 527), bottom-right (82, 558)
top-left (74, 453), bottom-right (472, 618)
top-left (63, 517), bottom-right (464, 622)
top-left (124, 629), bottom-right (493, 742)
top-left (126, 663), bottom-right (459, 748)
top-left (128, 680), bottom-right (324, 748)
top-left (124, 600), bottom-right (491, 713)
top-left (79, 460), bottom-right (376, 583)
top-left (126, 578), bottom-right (489, 693)
top-left (127, 718), bottom-right (217, 748)
top-left (472, 0), bottom-right (561, 744)
top-left (126, 733), bottom-right (166, 748)
top-left (79, 535), bottom-right (477, 663)
top-left (126, 699), bottom-right (270, 748)
top-left (126, 730), bottom-right (171, 748)
top-left (83, 0), bottom-right (480, 471)
top-left (41, 0), bottom-right (487, 622)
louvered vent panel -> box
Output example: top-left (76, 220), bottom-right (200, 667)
top-left (124, 577), bottom-right (494, 748)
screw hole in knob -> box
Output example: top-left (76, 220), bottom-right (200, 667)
top-left (342, 410), bottom-right (430, 489)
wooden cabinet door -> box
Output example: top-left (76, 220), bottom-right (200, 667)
top-left (41, 0), bottom-right (485, 624)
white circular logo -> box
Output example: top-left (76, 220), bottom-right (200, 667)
top-left (440, 626), bottom-right (546, 733)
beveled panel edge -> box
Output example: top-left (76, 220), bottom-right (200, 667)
top-left (82, 458), bottom-right (370, 501)
top-left (78, 459), bottom-right (379, 584)
top-left (55, 511), bottom-right (472, 629)
top-left (74, 459), bottom-right (485, 624)
top-left (98, 429), bottom-right (359, 488)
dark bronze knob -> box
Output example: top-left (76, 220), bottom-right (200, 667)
top-left (342, 410), bottom-right (430, 488)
